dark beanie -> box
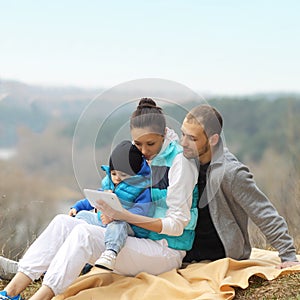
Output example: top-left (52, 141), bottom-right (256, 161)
top-left (109, 140), bottom-right (143, 176)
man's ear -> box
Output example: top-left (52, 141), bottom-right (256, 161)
top-left (209, 134), bottom-right (219, 147)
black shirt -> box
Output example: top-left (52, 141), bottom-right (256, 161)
top-left (183, 162), bottom-right (225, 262)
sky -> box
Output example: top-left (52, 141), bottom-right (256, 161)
top-left (1, 0), bottom-right (300, 95)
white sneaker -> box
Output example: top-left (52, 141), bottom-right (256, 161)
top-left (95, 250), bottom-right (117, 271)
top-left (0, 256), bottom-right (18, 280)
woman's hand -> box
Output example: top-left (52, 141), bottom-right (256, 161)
top-left (98, 200), bottom-right (163, 232)
top-left (98, 200), bottom-right (126, 220)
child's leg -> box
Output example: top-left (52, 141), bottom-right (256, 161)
top-left (75, 210), bottom-right (104, 226)
top-left (94, 221), bottom-right (131, 270)
top-left (104, 221), bottom-right (131, 254)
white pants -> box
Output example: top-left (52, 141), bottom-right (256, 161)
top-left (18, 214), bottom-right (185, 295)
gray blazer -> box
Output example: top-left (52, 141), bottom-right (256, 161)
top-left (200, 141), bottom-right (297, 262)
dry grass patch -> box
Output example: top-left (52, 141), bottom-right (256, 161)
top-left (234, 273), bottom-right (300, 299)
top-left (0, 279), bottom-right (41, 299)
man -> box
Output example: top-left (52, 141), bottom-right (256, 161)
top-left (180, 104), bottom-right (299, 268)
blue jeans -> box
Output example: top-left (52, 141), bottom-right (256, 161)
top-left (75, 210), bottom-right (134, 254)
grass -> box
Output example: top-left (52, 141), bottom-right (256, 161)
top-left (1, 273), bottom-right (300, 299)
top-left (234, 273), bottom-right (300, 299)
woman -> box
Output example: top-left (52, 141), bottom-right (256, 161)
top-left (0, 98), bottom-right (198, 300)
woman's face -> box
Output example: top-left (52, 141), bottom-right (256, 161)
top-left (131, 127), bottom-right (165, 161)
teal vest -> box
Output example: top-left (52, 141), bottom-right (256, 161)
top-left (148, 141), bottom-right (198, 250)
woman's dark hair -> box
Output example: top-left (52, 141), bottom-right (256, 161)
top-left (130, 98), bottom-right (166, 135)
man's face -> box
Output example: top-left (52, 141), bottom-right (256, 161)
top-left (180, 120), bottom-right (211, 161)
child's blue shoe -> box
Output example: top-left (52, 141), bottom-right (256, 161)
top-left (0, 290), bottom-right (23, 300)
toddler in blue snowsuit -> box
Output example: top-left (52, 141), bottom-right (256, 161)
top-left (69, 140), bottom-right (151, 271)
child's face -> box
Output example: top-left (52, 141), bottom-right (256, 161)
top-left (110, 170), bottom-right (132, 185)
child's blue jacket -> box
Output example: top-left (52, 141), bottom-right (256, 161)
top-left (71, 160), bottom-right (151, 237)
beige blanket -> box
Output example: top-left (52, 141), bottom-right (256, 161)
top-left (53, 248), bottom-right (300, 300)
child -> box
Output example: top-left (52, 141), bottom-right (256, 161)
top-left (69, 140), bottom-right (151, 271)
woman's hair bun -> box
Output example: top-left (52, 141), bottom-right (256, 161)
top-left (130, 97), bottom-right (165, 135)
top-left (137, 98), bottom-right (160, 110)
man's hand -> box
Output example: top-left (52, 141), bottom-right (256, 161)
top-left (276, 261), bottom-right (300, 269)
top-left (101, 214), bottom-right (114, 225)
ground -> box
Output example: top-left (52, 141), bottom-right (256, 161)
top-left (1, 273), bottom-right (300, 299)
top-left (234, 273), bottom-right (300, 299)
top-left (0, 279), bottom-right (41, 299)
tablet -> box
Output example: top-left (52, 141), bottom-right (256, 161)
top-left (83, 189), bottom-right (123, 212)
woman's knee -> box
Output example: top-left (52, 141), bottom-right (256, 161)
top-left (70, 223), bottom-right (105, 247)
top-left (50, 214), bottom-right (70, 226)
top-left (49, 214), bottom-right (82, 232)
top-left (70, 223), bottom-right (99, 241)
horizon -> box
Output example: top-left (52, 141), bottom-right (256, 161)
top-left (1, 77), bottom-right (300, 99)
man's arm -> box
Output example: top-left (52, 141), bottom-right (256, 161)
top-left (231, 165), bottom-right (298, 263)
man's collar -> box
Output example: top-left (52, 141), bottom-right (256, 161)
top-left (210, 138), bottom-right (225, 166)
